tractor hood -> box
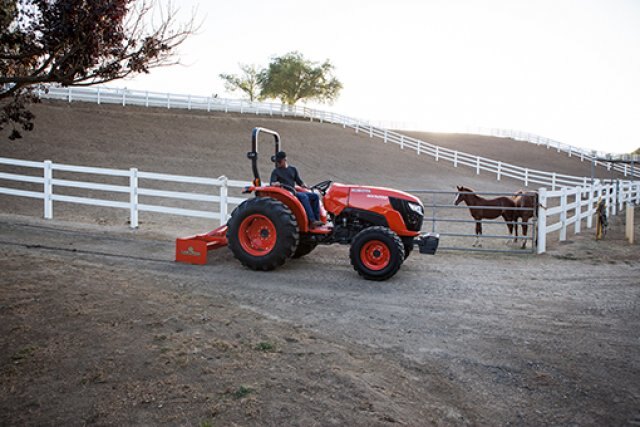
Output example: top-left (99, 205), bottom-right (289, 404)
top-left (324, 183), bottom-right (423, 218)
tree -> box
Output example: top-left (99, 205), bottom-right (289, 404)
top-left (1, 0), bottom-right (195, 139)
top-left (258, 51), bottom-right (342, 106)
top-left (219, 63), bottom-right (261, 102)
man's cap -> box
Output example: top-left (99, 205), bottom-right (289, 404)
top-left (275, 151), bottom-right (287, 161)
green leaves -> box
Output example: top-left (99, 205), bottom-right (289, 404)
top-left (220, 52), bottom-right (342, 106)
top-left (259, 52), bottom-right (342, 106)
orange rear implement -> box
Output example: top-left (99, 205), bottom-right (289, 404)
top-left (175, 225), bottom-right (228, 265)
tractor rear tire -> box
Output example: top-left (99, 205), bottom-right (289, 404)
top-left (227, 197), bottom-right (299, 271)
top-left (350, 226), bottom-right (404, 281)
top-left (292, 236), bottom-right (318, 259)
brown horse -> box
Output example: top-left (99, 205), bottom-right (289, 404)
top-left (512, 190), bottom-right (538, 249)
top-left (454, 185), bottom-right (516, 247)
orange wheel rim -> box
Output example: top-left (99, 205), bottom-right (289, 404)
top-left (360, 240), bottom-right (391, 271)
top-left (239, 214), bottom-right (277, 256)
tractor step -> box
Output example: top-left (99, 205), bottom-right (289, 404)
top-left (175, 225), bottom-right (228, 265)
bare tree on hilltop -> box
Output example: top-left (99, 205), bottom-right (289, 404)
top-left (1, 0), bottom-right (196, 140)
top-left (219, 64), bottom-right (261, 102)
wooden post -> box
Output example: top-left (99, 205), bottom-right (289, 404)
top-left (626, 204), bottom-right (635, 244)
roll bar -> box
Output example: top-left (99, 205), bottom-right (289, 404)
top-left (247, 127), bottom-right (281, 187)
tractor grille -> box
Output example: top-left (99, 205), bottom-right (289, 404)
top-left (389, 197), bottom-right (424, 232)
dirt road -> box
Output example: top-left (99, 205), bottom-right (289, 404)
top-left (1, 213), bottom-right (639, 426)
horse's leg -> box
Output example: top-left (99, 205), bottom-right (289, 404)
top-left (521, 220), bottom-right (529, 249)
top-left (474, 220), bottom-right (482, 247)
top-left (506, 214), bottom-right (515, 245)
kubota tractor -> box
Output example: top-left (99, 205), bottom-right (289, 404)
top-left (176, 127), bottom-right (438, 280)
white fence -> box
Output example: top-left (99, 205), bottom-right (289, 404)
top-left (536, 181), bottom-right (640, 254)
top-left (0, 157), bottom-right (249, 228)
top-left (471, 127), bottom-right (640, 170)
top-left (1, 156), bottom-right (639, 254)
top-left (39, 86), bottom-right (640, 188)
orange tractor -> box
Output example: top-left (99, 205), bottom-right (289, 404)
top-left (176, 127), bottom-right (438, 280)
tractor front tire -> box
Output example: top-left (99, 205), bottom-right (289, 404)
top-left (227, 198), bottom-right (299, 271)
top-left (350, 226), bottom-right (404, 281)
top-left (402, 237), bottom-right (414, 260)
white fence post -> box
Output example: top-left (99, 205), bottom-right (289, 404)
top-left (383, 129), bottom-right (388, 143)
top-left (369, 126), bottom-right (373, 138)
top-left (44, 160), bottom-right (53, 220)
top-left (607, 184), bottom-right (618, 216)
top-left (417, 140), bottom-right (421, 155)
top-left (524, 169), bottom-right (529, 187)
top-left (537, 188), bottom-right (547, 254)
top-left (435, 146), bottom-right (439, 161)
top-left (68, 87), bottom-right (72, 102)
top-left (220, 176), bottom-right (228, 226)
top-left (129, 168), bottom-right (138, 228)
top-left (400, 135), bottom-right (404, 149)
top-left (122, 90), bottom-right (126, 106)
top-left (476, 157), bottom-right (480, 175)
top-left (587, 185), bottom-right (594, 228)
top-left (97, 87), bottom-right (101, 105)
top-left (574, 187), bottom-right (581, 234)
top-left (497, 162), bottom-right (502, 181)
top-left (560, 187), bottom-right (568, 241)
top-left (454, 151), bottom-right (458, 167)
top-left (552, 173), bottom-right (557, 191)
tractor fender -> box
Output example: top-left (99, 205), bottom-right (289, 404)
top-left (255, 187), bottom-right (310, 233)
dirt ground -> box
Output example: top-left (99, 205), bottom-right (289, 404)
top-left (1, 101), bottom-right (639, 425)
top-left (0, 209), bottom-right (638, 426)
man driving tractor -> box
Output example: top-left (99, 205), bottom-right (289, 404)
top-left (270, 151), bottom-right (323, 228)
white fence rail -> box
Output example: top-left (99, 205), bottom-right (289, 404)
top-left (40, 86), bottom-right (640, 188)
top-left (2, 156), bottom-right (639, 254)
top-left (536, 181), bottom-right (640, 254)
top-left (471, 127), bottom-right (640, 170)
top-left (0, 157), bottom-right (249, 227)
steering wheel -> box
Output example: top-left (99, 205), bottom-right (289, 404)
top-left (311, 180), bottom-right (333, 195)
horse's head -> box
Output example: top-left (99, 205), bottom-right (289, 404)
top-left (454, 185), bottom-right (473, 206)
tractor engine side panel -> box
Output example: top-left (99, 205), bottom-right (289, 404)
top-left (347, 190), bottom-right (415, 237)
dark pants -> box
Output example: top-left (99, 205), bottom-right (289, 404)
top-left (296, 192), bottom-right (320, 222)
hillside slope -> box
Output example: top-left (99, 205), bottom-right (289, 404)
top-left (0, 101), bottom-right (620, 192)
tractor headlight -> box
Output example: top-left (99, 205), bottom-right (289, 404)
top-left (408, 202), bottom-right (424, 216)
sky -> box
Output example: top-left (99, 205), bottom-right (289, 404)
top-left (124, 0), bottom-right (640, 154)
